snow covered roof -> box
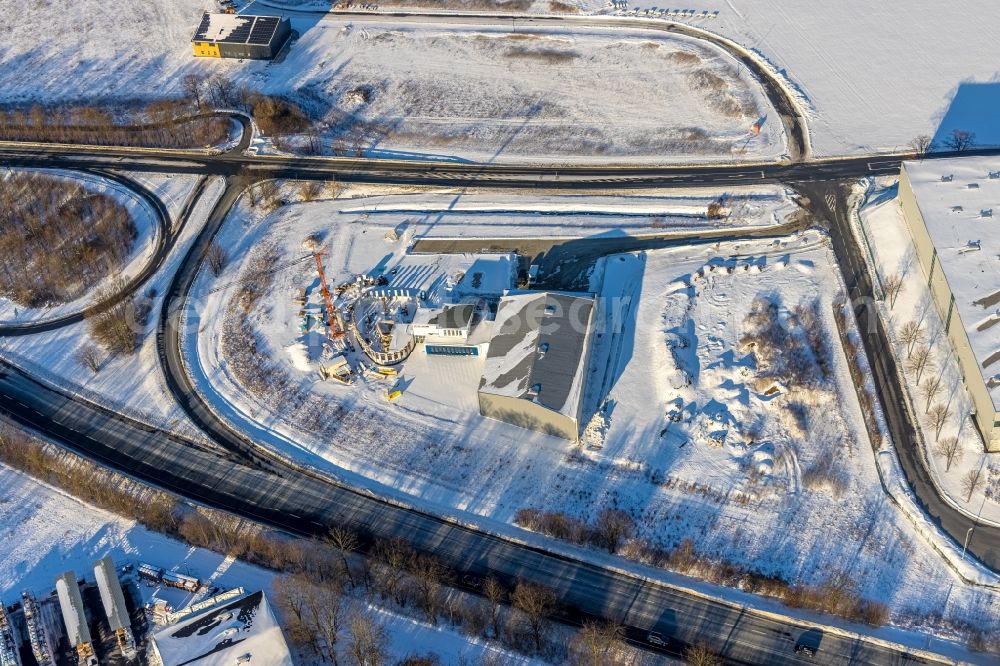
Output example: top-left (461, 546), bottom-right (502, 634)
top-left (152, 590), bottom-right (292, 666)
top-left (479, 291), bottom-right (595, 419)
top-left (93, 557), bottom-right (130, 632)
top-left (904, 157), bottom-right (1000, 406)
top-left (192, 13), bottom-right (284, 46)
top-left (55, 571), bottom-right (91, 647)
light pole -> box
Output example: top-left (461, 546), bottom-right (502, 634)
top-left (961, 526), bottom-right (973, 561)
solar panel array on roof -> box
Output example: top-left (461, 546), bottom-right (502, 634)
top-left (193, 13), bottom-right (283, 45)
top-left (225, 20), bottom-right (254, 44)
top-left (248, 16), bottom-right (280, 45)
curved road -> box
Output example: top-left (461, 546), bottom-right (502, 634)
top-left (0, 159), bottom-right (955, 663)
top-left (254, 6), bottom-right (810, 161)
top-left (0, 170), bottom-right (198, 335)
top-left (798, 181), bottom-right (1000, 571)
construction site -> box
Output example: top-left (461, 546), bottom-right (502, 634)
top-left (0, 558), bottom-right (141, 666)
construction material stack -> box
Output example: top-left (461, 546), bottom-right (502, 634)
top-left (54, 572), bottom-right (99, 666)
top-left (21, 592), bottom-right (53, 666)
top-left (93, 558), bottom-right (137, 661)
top-left (0, 605), bottom-right (21, 666)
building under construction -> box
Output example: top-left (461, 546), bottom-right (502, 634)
top-left (93, 557), bottom-right (137, 661)
top-left (54, 572), bottom-right (98, 666)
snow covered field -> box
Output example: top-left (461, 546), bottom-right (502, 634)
top-left (171, 184), bottom-right (1000, 637)
top-left (611, 0), bottom-right (1000, 156)
top-left (0, 1), bottom-right (782, 162)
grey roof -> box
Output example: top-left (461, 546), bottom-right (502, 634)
top-left (55, 572), bottom-right (91, 647)
top-left (94, 557), bottom-right (130, 632)
top-left (479, 292), bottom-right (594, 419)
top-left (193, 13), bottom-right (284, 46)
top-left (429, 303), bottom-right (474, 329)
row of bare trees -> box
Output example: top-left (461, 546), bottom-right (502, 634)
top-left (0, 99), bottom-right (229, 148)
top-left (910, 129), bottom-right (978, 156)
top-left (898, 319), bottom-right (990, 502)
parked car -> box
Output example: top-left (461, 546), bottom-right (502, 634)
top-left (794, 643), bottom-right (816, 657)
top-left (647, 631), bottom-right (667, 647)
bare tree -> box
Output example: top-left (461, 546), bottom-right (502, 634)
top-left (74, 344), bottom-right (102, 374)
top-left (87, 279), bottom-right (140, 356)
top-left (347, 612), bottom-right (388, 666)
top-left (182, 73), bottom-right (205, 110)
top-left (920, 375), bottom-right (943, 413)
top-left (898, 320), bottom-right (924, 357)
top-left (482, 576), bottom-right (505, 638)
top-left (206, 241), bottom-right (229, 277)
top-left (511, 580), bottom-right (556, 653)
top-left (273, 575), bottom-right (315, 649)
top-left (909, 134), bottom-right (934, 156)
top-left (300, 181), bottom-right (323, 202)
top-left (408, 554), bottom-right (449, 624)
top-left (258, 180), bottom-right (281, 212)
top-left (962, 466), bottom-right (984, 502)
top-left (327, 526), bottom-right (359, 588)
top-left (907, 345), bottom-right (934, 383)
top-left (594, 508), bottom-right (634, 554)
top-left (570, 620), bottom-right (625, 666)
top-left (926, 402), bottom-right (952, 441)
top-left (684, 643), bottom-right (722, 666)
top-left (881, 272), bottom-right (903, 308)
top-left (303, 577), bottom-right (345, 665)
top-left (324, 177), bottom-right (344, 200)
top-left (945, 129), bottom-right (976, 152)
top-left (373, 538), bottom-right (412, 606)
top-left (934, 436), bottom-right (962, 472)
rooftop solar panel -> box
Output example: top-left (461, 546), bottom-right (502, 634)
top-left (193, 13), bottom-right (283, 45)
top-left (248, 16), bottom-right (279, 45)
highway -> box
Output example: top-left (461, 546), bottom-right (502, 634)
top-left (0, 356), bottom-right (943, 666)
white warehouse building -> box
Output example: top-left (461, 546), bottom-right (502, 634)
top-left (478, 291), bottom-right (596, 441)
top-left (899, 157), bottom-right (1000, 451)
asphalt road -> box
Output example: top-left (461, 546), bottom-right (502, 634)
top-left (797, 182), bottom-right (1000, 571)
top-left (0, 359), bottom-right (945, 666)
top-left (0, 171), bottom-right (203, 336)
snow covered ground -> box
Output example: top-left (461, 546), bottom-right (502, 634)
top-left (0, 1), bottom-right (783, 163)
top-left (0, 170), bottom-right (163, 324)
top-left (858, 180), bottom-right (1000, 527)
top-left (609, 0), bottom-right (1000, 156)
top-left (0, 172), bottom-right (221, 444)
top-left (0, 462), bottom-right (550, 665)
top-left (5, 0), bottom-right (994, 160)
top-left (175, 184), bottom-right (1000, 639)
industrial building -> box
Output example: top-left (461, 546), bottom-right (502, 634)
top-left (150, 590), bottom-right (292, 666)
top-left (899, 157), bottom-right (1000, 451)
top-left (412, 303), bottom-right (492, 356)
top-left (191, 12), bottom-right (291, 59)
top-left (54, 572), bottom-right (98, 666)
top-left (93, 558), bottom-right (137, 661)
top-left (478, 291), bottom-right (596, 441)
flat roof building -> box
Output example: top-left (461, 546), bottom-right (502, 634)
top-left (150, 590), bottom-right (291, 666)
top-left (900, 157), bottom-right (1000, 451)
top-left (191, 13), bottom-right (291, 60)
top-left (478, 291), bottom-right (596, 441)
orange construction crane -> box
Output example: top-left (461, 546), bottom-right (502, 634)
top-left (313, 251), bottom-right (344, 339)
